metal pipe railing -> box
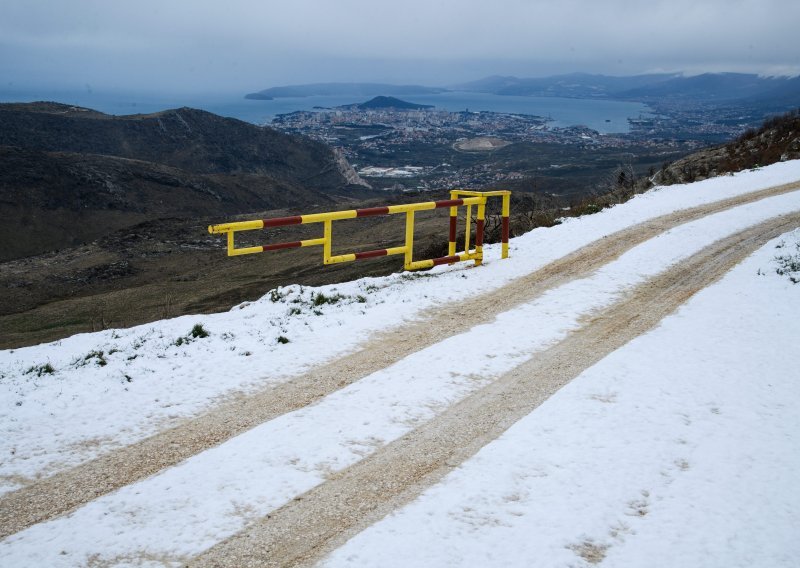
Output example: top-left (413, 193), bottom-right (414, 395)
top-left (208, 190), bottom-right (511, 271)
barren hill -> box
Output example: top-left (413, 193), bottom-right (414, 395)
top-left (0, 102), bottom-right (370, 260)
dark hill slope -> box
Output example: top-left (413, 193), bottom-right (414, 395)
top-left (0, 102), bottom-right (370, 260)
top-left (0, 102), bottom-right (358, 191)
top-left (0, 145), bottom-right (336, 260)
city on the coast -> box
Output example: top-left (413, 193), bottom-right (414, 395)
top-left (269, 99), bottom-right (752, 190)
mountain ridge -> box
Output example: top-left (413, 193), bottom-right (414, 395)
top-left (452, 72), bottom-right (800, 103)
top-left (263, 72), bottom-right (796, 105)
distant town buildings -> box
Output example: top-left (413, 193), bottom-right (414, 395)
top-left (268, 102), bottom-right (745, 191)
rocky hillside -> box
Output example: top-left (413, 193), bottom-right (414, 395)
top-left (0, 102), bottom-right (371, 260)
top-left (652, 109), bottom-right (800, 186)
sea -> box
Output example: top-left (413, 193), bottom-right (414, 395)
top-left (0, 88), bottom-right (653, 134)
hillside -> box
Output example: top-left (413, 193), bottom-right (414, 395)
top-left (653, 108), bottom-right (800, 185)
top-left (0, 145), bottom-right (339, 261)
top-left (0, 102), bottom-right (359, 184)
top-left (1, 161), bottom-right (799, 566)
top-left (0, 102), bottom-right (370, 260)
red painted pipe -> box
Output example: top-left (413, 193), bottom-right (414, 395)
top-left (434, 199), bottom-right (464, 209)
top-left (354, 249), bottom-right (389, 260)
top-left (263, 216), bottom-right (303, 228)
top-left (432, 255), bottom-right (461, 266)
top-left (263, 241), bottom-right (303, 251)
top-left (356, 206), bottom-right (390, 217)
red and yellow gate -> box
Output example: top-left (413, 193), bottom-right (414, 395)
top-left (208, 190), bottom-right (510, 271)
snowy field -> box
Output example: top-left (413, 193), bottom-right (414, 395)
top-left (1, 161), bottom-right (799, 566)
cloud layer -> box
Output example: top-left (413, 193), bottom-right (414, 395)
top-left (2, 0), bottom-right (798, 92)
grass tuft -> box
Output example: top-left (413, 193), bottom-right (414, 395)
top-left (84, 350), bottom-right (107, 367)
top-left (25, 363), bottom-right (55, 377)
top-left (312, 292), bottom-right (343, 306)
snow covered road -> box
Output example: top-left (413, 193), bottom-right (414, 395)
top-left (318, 224), bottom-right (800, 568)
top-left (1, 162), bottom-right (800, 566)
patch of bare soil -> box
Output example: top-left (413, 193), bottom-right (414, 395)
top-left (454, 136), bottom-right (511, 152)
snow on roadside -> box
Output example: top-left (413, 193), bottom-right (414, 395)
top-left (1, 161), bottom-right (799, 494)
top-left (1, 185), bottom-right (800, 565)
top-left (318, 232), bottom-right (800, 568)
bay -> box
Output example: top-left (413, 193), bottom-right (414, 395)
top-left (0, 88), bottom-right (651, 134)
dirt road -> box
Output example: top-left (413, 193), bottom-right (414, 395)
top-left (0, 182), bottom-right (798, 553)
top-left (191, 211), bottom-right (800, 568)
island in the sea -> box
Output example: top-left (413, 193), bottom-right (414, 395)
top-left (243, 93), bottom-right (273, 100)
top-left (339, 96), bottom-right (434, 111)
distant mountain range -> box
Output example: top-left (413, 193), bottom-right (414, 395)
top-left (455, 72), bottom-right (800, 106)
top-left (245, 83), bottom-right (446, 99)
top-left (452, 73), bottom-right (678, 98)
top-left (247, 73), bottom-right (800, 108)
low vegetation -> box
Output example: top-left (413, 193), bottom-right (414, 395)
top-left (175, 323), bottom-right (210, 346)
top-left (25, 363), bottom-right (55, 377)
top-left (774, 239), bottom-right (800, 284)
top-left (83, 350), bottom-right (108, 367)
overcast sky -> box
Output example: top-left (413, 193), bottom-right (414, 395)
top-left (1, 0), bottom-right (798, 94)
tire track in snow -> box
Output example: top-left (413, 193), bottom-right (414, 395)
top-left (192, 211), bottom-right (800, 568)
top-left (0, 181), bottom-right (798, 539)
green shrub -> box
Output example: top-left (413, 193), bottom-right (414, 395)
top-left (190, 323), bottom-right (209, 338)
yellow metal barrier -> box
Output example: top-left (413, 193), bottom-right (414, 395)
top-left (208, 190), bottom-right (511, 271)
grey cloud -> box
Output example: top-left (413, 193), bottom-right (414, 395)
top-left (1, 0), bottom-right (798, 93)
